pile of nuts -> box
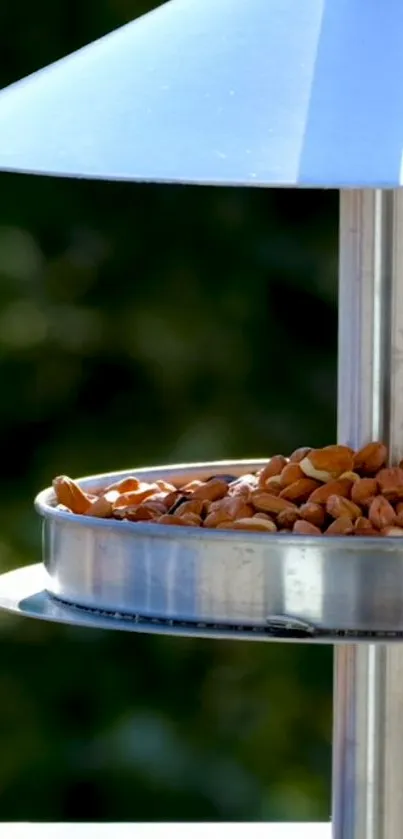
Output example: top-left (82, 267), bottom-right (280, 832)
top-left (52, 442), bottom-right (403, 536)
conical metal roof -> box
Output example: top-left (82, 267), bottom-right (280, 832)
top-left (0, 0), bottom-right (402, 187)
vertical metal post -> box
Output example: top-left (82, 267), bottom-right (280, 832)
top-left (333, 189), bottom-right (403, 839)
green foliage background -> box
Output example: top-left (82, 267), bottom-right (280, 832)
top-left (0, 0), bottom-right (338, 822)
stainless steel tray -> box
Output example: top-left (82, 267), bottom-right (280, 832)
top-left (0, 564), bottom-right (401, 644)
top-left (34, 460), bottom-right (403, 636)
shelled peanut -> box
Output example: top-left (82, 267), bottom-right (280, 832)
top-left (51, 442), bottom-right (403, 537)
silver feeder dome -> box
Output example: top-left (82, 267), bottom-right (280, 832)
top-left (0, 0), bottom-right (402, 187)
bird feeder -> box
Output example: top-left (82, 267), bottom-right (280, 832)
top-left (0, 2), bottom-right (402, 837)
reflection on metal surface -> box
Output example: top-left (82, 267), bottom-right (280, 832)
top-left (283, 545), bottom-right (322, 624)
top-left (1, 564), bottom-right (403, 645)
top-left (33, 460), bottom-right (403, 634)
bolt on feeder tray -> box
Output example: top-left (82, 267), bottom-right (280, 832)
top-left (0, 2), bottom-right (403, 839)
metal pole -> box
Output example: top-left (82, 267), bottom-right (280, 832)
top-left (333, 189), bottom-right (403, 839)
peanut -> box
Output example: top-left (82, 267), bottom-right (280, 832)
top-left (299, 502), bottom-right (325, 528)
top-left (52, 440), bottom-right (403, 538)
top-left (325, 517), bottom-right (354, 535)
top-left (351, 478), bottom-right (378, 509)
top-left (103, 476), bottom-right (140, 494)
top-left (368, 496), bottom-right (396, 530)
top-left (258, 456), bottom-right (288, 487)
top-left (53, 476), bottom-right (92, 515)
top-left (300, 445), bottom-right (354, 482)
top-left (86, 490), bottom-right (120, 518)
top-left (293, 520), bottom-right (322, 535)
top-left (191, 479), bottom-right (229, 502)
top-left (279, 463), bottom-right (304, 487)
top-left (354, 517), bottom-right (379, 536)
top-left (353, 442), bottom-right (387, 475)
top-left (382, 526), bottom-right (403, 536)
top-left (289, 446), bottom-right (312, 463)
top-left (124, 501), bottom-right (167, 521)
top-left (308, 478), bottom-right (354, 505)
top-left (251, 491), bottom-right (296, 515)
top-left (252, 512), bottom-right (273, 520)
top-left (279, 478), bottom-right (320, 503)
top-left (277, 507), bottom-right (300, 529)
top-left (157, 513), bottom-right (201, 527)
top-left (114, 484), bottom-right (160, 507)
top-left (377, 468), bottom-right (403, 502)
top-left (227, 517), bottom-right (277, 533)
top-left (326, 495), bottom-right (362, 521)
top-left (174, 498), bottom-right (205, 517)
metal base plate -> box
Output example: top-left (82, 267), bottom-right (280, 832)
top-left (34, 461), bottom-right (403, 637)
top-left (1, 563), bottom-right (403, 644)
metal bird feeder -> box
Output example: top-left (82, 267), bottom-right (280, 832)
top-left (0, 1), bottom-right (402, 837)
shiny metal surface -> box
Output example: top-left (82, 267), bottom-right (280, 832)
top-left (0, 562), bottom-right (343, 642)
top-left (34, 459), bottom-right (403, 635)
top-left (333, 646), bottom-right (403, 839)
top-left (1, 563), bottom-right (403, 646)
top-left (1, 1), bottom-right (403, 187)
top-left (333, 190), bottom-right (403, 839)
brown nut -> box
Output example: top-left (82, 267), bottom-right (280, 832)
top-left (354, 516), bottom-right (380, 536)
top-left (381, 526), bottom-right (403, 536)
top-left (114, 483), bottom-right (161, 508)
top-left (155, 479), bottom-right (176, 493)
top-left (325, 516), bottom-right (354, 535)
top-left (203, 511), bottom-right (231, 528)
top-left (351, 477), bottom-right (378, 509)
top-left (53, 476), bottom-right (92, 515)
top-left (353, 442), bottom-right (388, 475)
top-left (292, 520), bottom-right (322, 535)
top-left (289, 446), bottom-right (312, 463)
top-left (175, 498), bottom-right (205, 517)
top-left (251, 490), bottom-right (296, 515)
top-left (157, 513), bottom-right (201, 527)
top-left (279, 463), bottom-right (304, 487)
top-left (204, 496), bottom-right (253, 527)
top-left (228, 517), bottom-right (277, 532)
top-left (164, 489), bottom-right (186, 509)
top-left (103, 476), bottom-right (141, 494)
top-left (279, 477), bottom-right (320, 503)
top-left (339, 471), bottom-right (360, 483)
top-left (300, 445), bottom-right (354, 482)
top-left (299, 502), bottom-right (326, 528)
top-left (258, 456), bottom-right (288, 487)
top-left (368, 496), bottom-right (396, 530)
top-left (180, 513), bottom-right (203, 526)
top-left (326, 495), bottom-right (362, 521)
top-left (377, 467), bottom-right (403, 501)
top-left (227, 475), bottom-right (257, 499)
top-left (210, 496), bottom-right (253, 519)
top-left (277, 507), bottom-right (300, 529)
top-left (181, 480), bottom-right (203, 492)
top-left (308, 477), bottom-right (354, 505)
top-left (191, 479), bottom-right (229, 502)
top-left (252, 512), bottom-right (273, 520)
top-left (259, 475), bottom-right (282, 495)
top-left (124, 500), bottom-right (167, 521)
top-left (86, 490), bottom-right (120, 518)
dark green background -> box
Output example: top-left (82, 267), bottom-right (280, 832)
top-left (0, 0), bottom-right (338, 821)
